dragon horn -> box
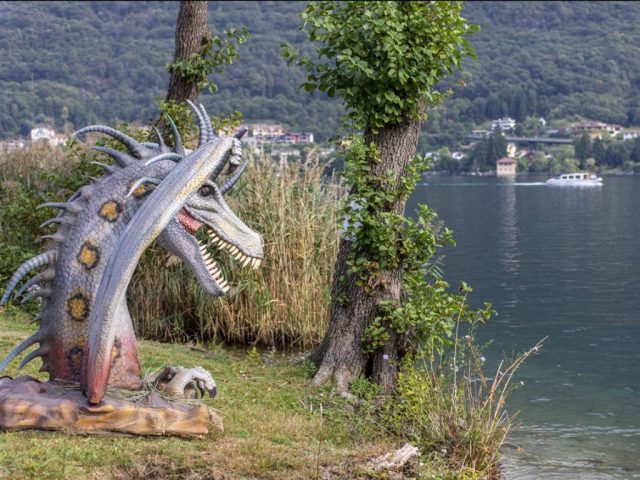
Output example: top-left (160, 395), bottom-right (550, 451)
top-left (220, 159), bottom-right (249, 194)
top-left (73, 126), bottom-right (148, 159)
top-left (152, 126), bottom-right (167, 151)
top-left (198, 103), bottom-right (217, 142)
top-left (82, 138), bottom-right (235, 405)
top-left (186, 100), bottom-right (208, 148)
top-left (164, 114), bottom-right (185, 156)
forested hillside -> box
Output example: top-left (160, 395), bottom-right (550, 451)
top-left (1, 1), bottom-right (640, 141)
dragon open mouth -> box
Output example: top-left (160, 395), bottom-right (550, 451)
top-left (176, 208), bottom-right (261, 293)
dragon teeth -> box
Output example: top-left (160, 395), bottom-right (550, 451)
top-left (242, 256), bottom-right (251, 267)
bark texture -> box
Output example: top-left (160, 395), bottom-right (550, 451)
top-left (156, 1), bottom-right (210, 129)
top-left (311, 116), bottom-right (422, 393)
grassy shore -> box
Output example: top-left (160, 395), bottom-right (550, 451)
top-left (0, 308), bottom-right (404, 479)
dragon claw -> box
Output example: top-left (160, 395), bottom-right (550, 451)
top-left (148, 365), bottom-right (217, 400)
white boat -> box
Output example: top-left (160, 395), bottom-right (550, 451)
top-left (545, 172), bottom-right (603, 186)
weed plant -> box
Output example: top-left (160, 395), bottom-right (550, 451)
top-left (385, 324), bottom-right (545, 479)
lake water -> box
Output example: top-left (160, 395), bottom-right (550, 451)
top-left (409, 174), bottom-right (640, 479)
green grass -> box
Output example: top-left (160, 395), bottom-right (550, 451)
top-left (0, 308), bottom-right (394, 479)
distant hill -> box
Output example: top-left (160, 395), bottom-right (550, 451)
top-left (1, 1), bottom-right (640, 141)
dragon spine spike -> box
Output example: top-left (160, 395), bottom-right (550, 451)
top-left (91, 146), bottom-right (136, 168)
top-left (36, 202), bottom-right (76, 213)
top-left (73, 125), bottom-right (148, 159)
top-left (152, 126), bottom-right (167, 150)
top-left (143, 153), bottom-right (183, 167)
top-left (164, 114), bottom-right (185, 156)
top-left (21, 287), bottom-right (51, 304)
top-left (220, 159), bottom-right (249, 194)
top-left (90, 161), bottom-right (116, 174)
top-left (0, 250), bottom-right (57, 306)
top-left (198, 103), bottom-right (217, 141)
top-left (67, 189), bottom-right (83, 202)
top-left (141, 142), bottom-right (159, 149)
top-left (186, 100), bottom-right (208, 148)
top-left (18, 346), bottom-right (49, 370)
top-left (0, 332), bottom-right (44, 374)
top-left (39, 217), bottom-right (65, 229)
top-left (234, 127), bottom-right (248, 140)
top-left (15, 269), bottom-right (55, 298)
top-left (126, 177), bottom-right (162, 198)
top-left (40, 233), bottom-right (66, 244)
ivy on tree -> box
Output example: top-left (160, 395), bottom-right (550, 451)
top-left (285, 1), bottom-right (489, 393)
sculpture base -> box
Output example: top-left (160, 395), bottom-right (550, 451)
top-left (0, 376), bottom-right (223, 437)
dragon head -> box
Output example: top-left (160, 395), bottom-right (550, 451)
top-left (78, 102), bottom-right (264, 297)
top-left (157, 108), bottom-right (263, 296)
top-left (160, 159), bottom-right (264, 296)
top-left (73, 102), bottom-right (265, 403)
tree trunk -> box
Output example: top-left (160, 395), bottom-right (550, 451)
top-left (311, 116), bottom-right (422, 394)
top-left (156, 1), bottom-right (210, 129)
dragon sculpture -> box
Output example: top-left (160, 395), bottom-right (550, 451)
top-left (0, 102), bottom-right (264, 406)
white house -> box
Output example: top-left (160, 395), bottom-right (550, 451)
top-left (30, 127), bottom-right (65, 146)
top-left (30, 126), bottom-right (56, 142)
top-left (622, 129), bottom-right (640, 141)
top-left (491, 117), bottom-right (516, 132)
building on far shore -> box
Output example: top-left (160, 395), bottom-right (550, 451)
top-left (238, 122), bottom-right (314, 146)
top-left (29, 126), bottom-right (66, 146)
top-left (491, 117), bottom-right (516, 132)
top-left (496, 156), bottom-right (517, 176)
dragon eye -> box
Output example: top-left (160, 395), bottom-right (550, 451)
top-left (199, 185), bottom-right (213, 197)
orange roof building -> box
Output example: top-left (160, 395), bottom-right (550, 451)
top-left (496, 157), bottom-right (517, 176)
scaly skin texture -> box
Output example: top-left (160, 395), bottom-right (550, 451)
top-left (37, 161), bottom-right (173, 387)
top-left (0, 103), bottom-right (264, 402)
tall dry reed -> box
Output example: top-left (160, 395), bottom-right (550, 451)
top-left (129, 151), bottom-right (345, 350)
top-left (0, 143), bottom-right (72, 186)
